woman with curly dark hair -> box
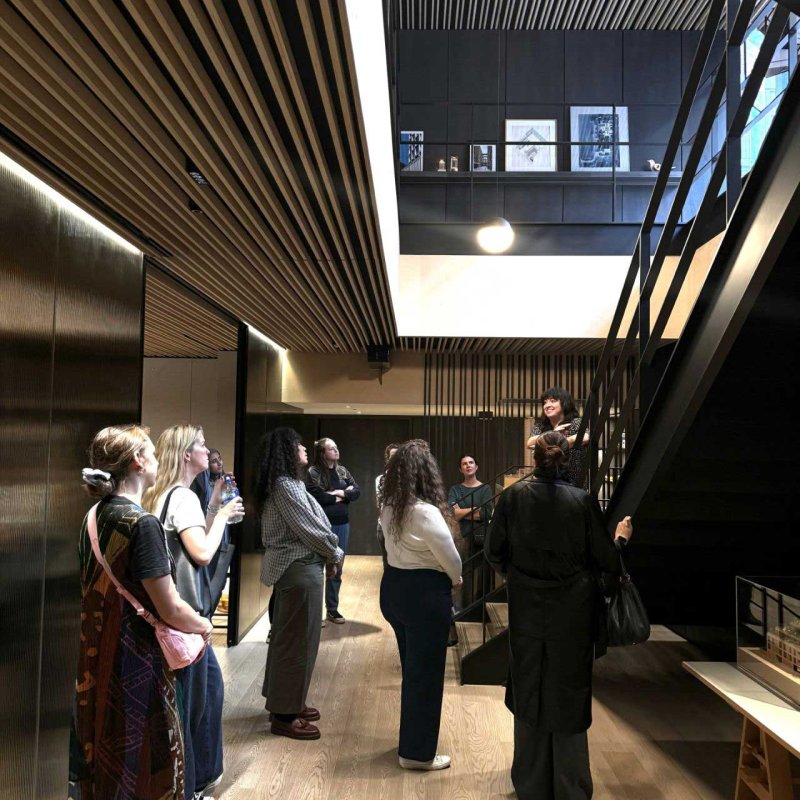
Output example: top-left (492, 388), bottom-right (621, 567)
top-left (255, 427), bottom-right (343, 741)
top-left (526, 387), bottom-right (590, 488)
top-left (378, 440), bottom-right (462, 771)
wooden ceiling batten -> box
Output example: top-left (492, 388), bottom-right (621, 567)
top-left (145, 270), bottom-right (238, 358)
top-left (0, 0), bottom-right (394, 353)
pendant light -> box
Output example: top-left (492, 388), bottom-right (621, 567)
top-left (476, 33), bottom-right (513, 255)
top-left (477, 217), bottom-right (514, 253)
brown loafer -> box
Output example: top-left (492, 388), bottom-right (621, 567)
top-left (270, 717), bottom-right (321, 740)
top-left (269, 706), bottom-right (320, 722)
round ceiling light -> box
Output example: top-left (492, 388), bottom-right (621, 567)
top-left (476, 217), bottom-right (514, 254)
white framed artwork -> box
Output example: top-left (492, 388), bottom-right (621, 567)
top-left (570, 106), bottom-right (630, 171)
top-left (504, 119), bottom-right (557, 171)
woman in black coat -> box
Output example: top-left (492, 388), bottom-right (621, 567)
top-left (485, 430), bottom-right (633, 800)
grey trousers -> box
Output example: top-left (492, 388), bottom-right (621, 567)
top-left (512, 717), bottom-right (593, 800)
top-left (262, 559), bottom-right (323, 714)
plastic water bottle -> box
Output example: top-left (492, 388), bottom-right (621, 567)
top-left (220, 475), bottom-right (244, 524)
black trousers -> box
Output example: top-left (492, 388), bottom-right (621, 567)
top-left (512, 717), bottom-right (593, 800)
top-left (379, 565), bottom-right (452, 762)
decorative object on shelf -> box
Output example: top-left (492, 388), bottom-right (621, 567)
top-left (570, 106), bottom-right (630, 171)
top-left (476, 217), bottom-right (514, 254)
top-left (399, 130), bottom-right (423, 171)
top-left (449, 155), bottom-right (459, 172)
top-left (470, 144), bottom-right (496, 172)
top-left (437, 158), bottom-right (446, 172)
top-left (647, 159), bottom-right (662, 172)
top-left (505, 119), bottom-right (557, 171)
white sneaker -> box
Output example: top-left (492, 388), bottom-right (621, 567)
top-left (399, 754), bottom-right (451, 771)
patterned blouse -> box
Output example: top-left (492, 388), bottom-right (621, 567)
top-left (70, 497), bottom-right (184, 800)
top-left (260, 477), bottom-right (344, 586)
top-left (532, 416), bottom-right (588, 490)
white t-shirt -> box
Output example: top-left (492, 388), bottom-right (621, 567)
top-left (380, 501), bottom-right (462, 584)
top-left (154, 486), bottom-right (206, 535)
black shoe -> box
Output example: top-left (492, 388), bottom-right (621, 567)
top-left (326, 610), bottom-right (346, 624)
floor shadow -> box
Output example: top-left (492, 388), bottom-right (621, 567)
top-left (593, 639), bottom-right (740, 799)
top-left (322, 620), bottom-right (383, 638)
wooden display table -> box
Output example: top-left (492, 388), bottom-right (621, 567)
top-left (684, 661), bottom-right (800, 799)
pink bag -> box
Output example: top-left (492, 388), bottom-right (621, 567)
top-left (87, 504), bottom-right (207, 670)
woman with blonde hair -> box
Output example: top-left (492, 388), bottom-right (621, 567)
top-left (143, 424), bottom-right (243, 800)
top-left (379, 439), bottom-right (462, 771)
top-left (70, 424), bottom-right (212, 799)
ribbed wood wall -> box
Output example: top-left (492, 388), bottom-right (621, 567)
top-left (424, 352), bottom-right (600, 418)
top-left (396, 0), bottom-right (712, 29)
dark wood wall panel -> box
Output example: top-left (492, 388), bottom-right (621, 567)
top-left (564, 31), bottom-right (623, 104)
top-left (397, 29), bottom-right (696, 239)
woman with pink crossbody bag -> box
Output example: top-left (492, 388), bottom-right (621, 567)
top-left (70, 425), bottom-right (213, 800)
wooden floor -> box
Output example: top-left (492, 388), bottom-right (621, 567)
top-left (213, 556), bottom-right (741, 799)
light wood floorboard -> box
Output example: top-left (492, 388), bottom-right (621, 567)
top-left (213, 556), bottom-right (740, 799)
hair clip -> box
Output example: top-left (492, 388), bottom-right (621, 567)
top-left (81, 467), bottom-right (112, 485)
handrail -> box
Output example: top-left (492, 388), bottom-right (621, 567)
top-left (576, 0), bottom-right (797, 501)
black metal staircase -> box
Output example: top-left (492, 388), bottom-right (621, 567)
top-left (456, 0), bottom-right (800, 681)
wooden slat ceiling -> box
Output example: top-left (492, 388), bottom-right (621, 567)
top-left (0, 0), bottom-right (393, 353)
top-left (144, 270), bottom-right (238, 358)
top-left (398, 337), bottom-right (612, 354)
top-left (396, 0), bottom-right (712, 29)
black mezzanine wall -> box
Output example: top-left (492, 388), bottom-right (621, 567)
top-left (398, 29), bottom-right (701, 252)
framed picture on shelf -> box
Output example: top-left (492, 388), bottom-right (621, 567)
top-left (470, 144), bottom-right (496, 172)
top-left (504, 119), bottom-right (557, 171)
top-left (570, 106), bottom-right (629, 171)
top-left (399, 131), bottom-right (423, 171)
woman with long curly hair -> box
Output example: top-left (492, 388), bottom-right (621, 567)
top-left (378, 439), bottom-right (462, 771)
top-left (255, 427), bottom-right (343, 740)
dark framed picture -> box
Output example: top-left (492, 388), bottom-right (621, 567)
top-left (470, 144), bottom-right (496, 172)
top-left (399, 131), bottom-right (424, 171)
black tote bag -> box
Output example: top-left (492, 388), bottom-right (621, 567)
top-left (606, 551), bottom-right (650, 646)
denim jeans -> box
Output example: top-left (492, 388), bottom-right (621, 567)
top-left (177, 645), bottom-right (224, 798)
top-left (325, 523), bottom-right (349, 613)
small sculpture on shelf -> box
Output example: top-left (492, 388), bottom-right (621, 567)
top-left (449, 155), bottom-right (459, 172)
top-left (437, 158), bottom-right (446, 172)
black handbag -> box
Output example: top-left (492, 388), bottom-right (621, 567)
top-left (606, 551), bottom-right (650, 646)
top-left (160, 487), bottom-right (211, 618)
top-left (206, 527), bottom-right (235, 615)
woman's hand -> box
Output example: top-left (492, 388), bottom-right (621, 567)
top-left (615, 515), bottom-right (633, 541)
top-left (199, 616), bottom-right (214, 644)
top-left (210, 476), bottom-right (225, 506)
top-left (452, 576), bottom-right (463, 589)
top-left (219, 495), bottom-right (244, 521)
top-left (328, 489), bottom-right (345, 498)
top-left (326, 562), bottom-right (339, 579)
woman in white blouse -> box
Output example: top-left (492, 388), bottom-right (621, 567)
top-left (379, 439), bottom-right (462, 772)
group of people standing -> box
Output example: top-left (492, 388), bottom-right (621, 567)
top-left (70, 385), bottom-right (633, 800)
